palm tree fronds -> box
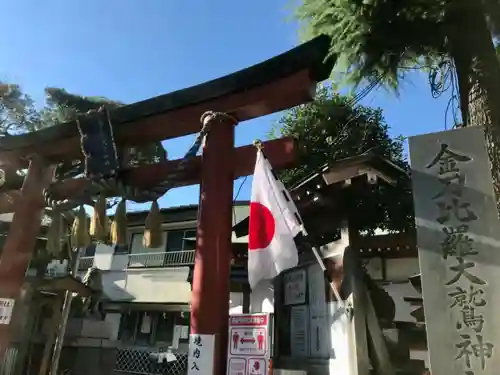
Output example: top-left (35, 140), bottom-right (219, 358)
top-left (296, 0), bottom-right (450, 90)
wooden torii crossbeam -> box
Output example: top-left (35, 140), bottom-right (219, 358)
top-left (0, 137), bottom-right (296, 213)
top-left (0, 35), bottom-right (334, 375)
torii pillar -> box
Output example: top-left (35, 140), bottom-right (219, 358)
top-left (190, 111), bottom-right (237, 375)
top-left (190, 111), bottom-right (298, 375)
top-left (0, 156), bottom-right (56, 355)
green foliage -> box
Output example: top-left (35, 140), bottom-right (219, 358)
top-left (271, 86), bottom-right (414, 232)
top-left (41, 87), bottom-right (167, 168)
top-left (0, 83), bottom-right (44, 135)
top-left (295, 0), bottom-right (500, 91)
top-left (0, 84), bottom-right (166, 208)
top-left (40, 87), bottom-right (123, 127)
top-left (273, 87), bottom-right (405, 184)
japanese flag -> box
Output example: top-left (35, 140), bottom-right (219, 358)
top-left (248, 149), bottom-right (303, 289)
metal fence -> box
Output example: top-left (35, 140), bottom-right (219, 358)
top-left (114, 348), bottom-right (188, 375)
top-left (128, 251), bottom-right (195, 268)
top-left (78, 257), bottom-right (95, 271)
top-left (76, 250), bottom-right (195, 271)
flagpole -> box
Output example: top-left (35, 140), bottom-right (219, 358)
top-left (299, 227), bottom-right (349, 312)
top-left (253, 140), bottom-right (351, 315)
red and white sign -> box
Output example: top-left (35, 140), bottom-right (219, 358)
top-left (228, 358), bottom-right (246, 375)
top-left (230, 315), bottom-right (268, 327)
top-left (247, 358), bottom-right (266, 375)
top-left (227, 314), bottom-right (271, 375)
top-left (230, 327), bottom-right (266, 355)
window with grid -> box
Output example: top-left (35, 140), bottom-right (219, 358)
top-left (165, 229), bottom-right (196, 252)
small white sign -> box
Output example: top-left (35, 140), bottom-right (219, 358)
top-left (307, 264), bottom-right (329, 358)
top-left (290, 305), bottom-right (309, 357)
top-left (188, 333), bottom-right (215, 375)
top-left (0, 298), bottom-right (14, 325)
top-left (309, 305), bottom-right (329, 358)
top-left (307, 263), bottom-right (326, 308)
top-left (284, 269), bottom-right (306, 305)
top-left (228, 358), bottom-right (246, 375)
top-left (247, 358), bottom-right (266, 375)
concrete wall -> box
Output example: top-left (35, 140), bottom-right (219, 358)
top-left (76, 242), bottom-right (278, 307)
top-left (101, 263), bottom-right (191, 303)
top-left (73, 243), bottom-right (193, 303)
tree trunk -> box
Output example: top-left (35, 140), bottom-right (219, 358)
top-left (449, 1), bottom-right (500, 210)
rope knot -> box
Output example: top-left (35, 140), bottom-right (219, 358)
top-left (253, 139), bottom-right (264, 150)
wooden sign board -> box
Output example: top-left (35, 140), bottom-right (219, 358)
top-left (409, 126), bottom-right (500, 375)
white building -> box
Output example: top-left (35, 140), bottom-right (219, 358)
top-left (47, 201), bottom-right (273, 375)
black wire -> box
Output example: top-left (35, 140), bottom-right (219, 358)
top-left (324, 72), bottom-right (385, 150)
top-left (427, 57), bottom-right (461, 129)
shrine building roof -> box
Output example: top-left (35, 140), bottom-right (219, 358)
top-left (232, 150), bottom-right (409, 237)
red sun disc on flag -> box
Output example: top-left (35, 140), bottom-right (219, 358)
top-left (248, 202), bottom-right (275, 250)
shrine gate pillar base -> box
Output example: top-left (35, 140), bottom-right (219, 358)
top-left (190, 111), bottom-right (236, 375)
top-left (0, 156), bottom-right (55, 356)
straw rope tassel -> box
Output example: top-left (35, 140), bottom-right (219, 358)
top-left (46, 210), bottom-right (64, 257)
top-left (111, 198), bottom-right (128, 246)
top-left (143, 200), bottom-right (161, 248)
top-left (72, 205), bottom-right (91, 248)
top-left (90, 195), bottom-right (108, 241)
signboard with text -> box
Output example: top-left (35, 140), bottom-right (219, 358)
top-left (290, 305), bottom-right (309, 357)
top-left (188, 333), bottom-right (215, 375)
top-left (409, 126), bottom-right (500, 375)
top-left (227, 314), bottom-right (271, 375)
top-left (307, 263), bottom-right (329, 358)
top-left (0, 299), bottom-right (14, 325)
top-left (283, 269), bottom-right (306, 305)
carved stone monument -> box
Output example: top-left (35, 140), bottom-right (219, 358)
top-left (409, 127), bottom-right (500, 375)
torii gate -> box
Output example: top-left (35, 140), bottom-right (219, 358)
top-left (0, 35), bottom-right (333, 374)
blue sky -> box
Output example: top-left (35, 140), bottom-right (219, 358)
top-left (2, 0), bottom-right (452, 212)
